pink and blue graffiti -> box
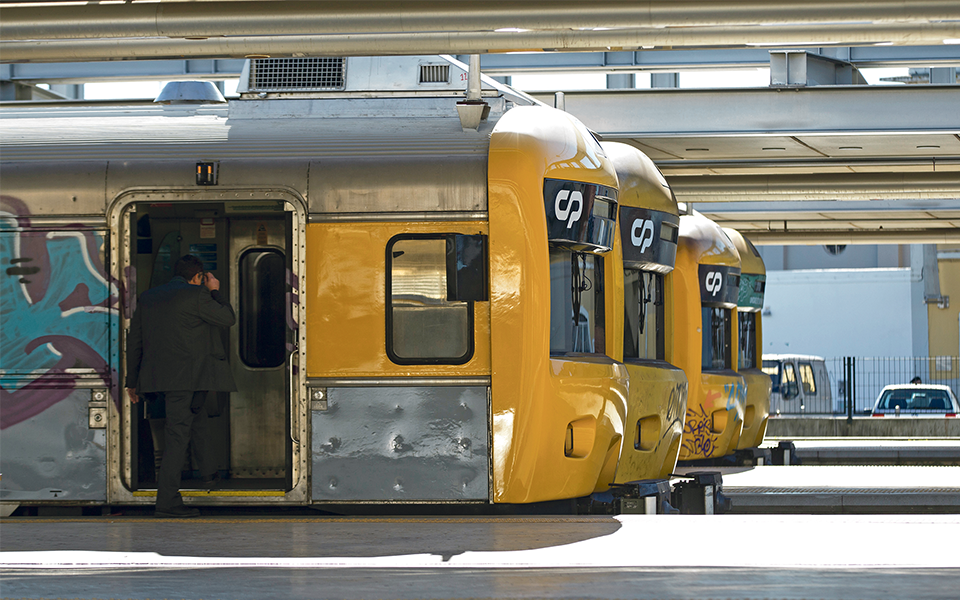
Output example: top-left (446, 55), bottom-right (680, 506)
top-left (0, 195), bottom-right (120, 429)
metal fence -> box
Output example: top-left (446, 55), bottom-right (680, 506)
top-left (768, 355), bottom-right (960, 416)
top-left (825, 356), bottom-right (959, 415)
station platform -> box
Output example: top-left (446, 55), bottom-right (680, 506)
top-left (675, 464), bottom-right (960, 514)
top-left (3, 513), bottom-right (960, 600)
top-left (764, 437), bottom-right (960, 465)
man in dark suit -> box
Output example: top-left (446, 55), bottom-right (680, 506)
top-left (125, 254), bottom-right (237, 518)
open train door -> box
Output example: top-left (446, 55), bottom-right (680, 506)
top-left (117, 194), bottom-right (305, 505)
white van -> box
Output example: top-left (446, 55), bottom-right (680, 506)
top-left (762, 355), bottom-right (833, 415)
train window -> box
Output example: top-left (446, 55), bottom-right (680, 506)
top-left (623, 269), bottom-right (664, 361)
top-left (782, 362), bottom-right (798, 390)
top-left (701, 306), bottom-right (731, 371)
top-left (239, 249), bottom-right (287, 369)
top-left (550, 248), bottom-right (605, 355)
top-left (387, 236), bottom-right (472, 364)
top-left (799, 362), bottom-right (817, 394)
top-left (738, 311), bottom-right (757, 369)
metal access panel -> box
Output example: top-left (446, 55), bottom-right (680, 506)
top-left (311, 386), bottom-right (488, 501)
top-left (0, 388), bottom-right (107, 501)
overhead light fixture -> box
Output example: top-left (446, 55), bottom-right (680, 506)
top-left (839, 146), bottom-right (863, 150)
top-left (917, 145), bottom-right (941, 149)
top-left (944, 39), bottom-right (960, 45)
top-left (762, 147), bottom-right (786, 151)
top-left (686, 148), bottom-right (709, 152)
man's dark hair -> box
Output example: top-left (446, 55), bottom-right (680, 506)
top-left (174, 255), bottom-right (205, 281)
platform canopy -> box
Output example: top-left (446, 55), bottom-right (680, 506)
top-left (2, 1), bottom-right (960, 63)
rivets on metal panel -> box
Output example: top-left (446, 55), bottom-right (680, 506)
top-left (392, 435), bottom-right (412, 453)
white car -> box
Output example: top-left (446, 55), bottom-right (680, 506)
top-left (871, 384), bottom-right (960, 417)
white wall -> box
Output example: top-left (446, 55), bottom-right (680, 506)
top-left (763, 268), bottom-right (916, 358)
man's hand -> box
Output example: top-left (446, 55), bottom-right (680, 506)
top-left (127, 388), bottom-right (139, 404)
top-left (204, 272), bottom-right (221, 292)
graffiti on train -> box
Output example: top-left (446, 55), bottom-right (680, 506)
top-left (681, 381), bottom-right (745, 458)
top-left (681, 403), bottom-right (716, 458)
top-left (724, 379), bottom-right (747, 411)
top-left (1, 195), bottom-right (119, 429)
top-left (658, 381), bottom-right (687, 450)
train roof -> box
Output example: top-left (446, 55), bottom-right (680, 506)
top-left (723, 227), bottom-right (765, 276)
top-left (677, 211), bottom-right (741, 269)
top-left (0, 97), bottom-right (509, 163)
top-left (601, 141), bottom-right (678, 215)
top-left (0, 55), bottom-right (546, 164)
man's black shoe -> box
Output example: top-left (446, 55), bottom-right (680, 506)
top-left (155, 505), bottom-right (200, 518)
top-left (201, 472), bottom-right (222, 489)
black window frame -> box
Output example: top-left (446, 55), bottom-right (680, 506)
top-left (738, 310), bottom-right (758, 370)
top-left (549, 246), bottom-right (606, 357)
top-left (623, 268), bottom-right (665, 362)
top-left (385, 233), bottom-right (476, 366)
top-left (701, 306), bottom-right (732, 371)
top-left (238, 247), bottom-right (287, 369)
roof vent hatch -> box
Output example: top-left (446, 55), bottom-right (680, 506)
top-left (154, 81), bottom-right (227, 104)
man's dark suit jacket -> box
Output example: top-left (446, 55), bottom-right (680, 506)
top-left (125, 276), bottom-right (238, 394)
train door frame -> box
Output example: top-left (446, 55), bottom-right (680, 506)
top-left (106, 188), bottom-right (308, 506)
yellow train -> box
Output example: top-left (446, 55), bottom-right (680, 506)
top-left (603, 142), bottom-right (688, 482)
top-left (725, 228), bottom-right (771, 451)
top-left (669, 212), bottom-right (747, 462)
top-left (0, 56), bottom-right (693, 511)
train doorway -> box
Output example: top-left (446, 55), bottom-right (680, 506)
top-left (121, 199), bottom-right (297, 497)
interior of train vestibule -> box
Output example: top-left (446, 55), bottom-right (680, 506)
top-left (124, 200), bottom-right (295, 493)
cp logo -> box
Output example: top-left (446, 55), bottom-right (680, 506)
top-left (631, 219), bottom-right (655, 253)
top-left (555, 190), bottom-right (583, 229)
top-left (705, 271), bottom-right (723, 296)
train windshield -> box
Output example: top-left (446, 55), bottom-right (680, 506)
top-left (701, 306), bottom-right (732, 370)
top-left (738, 311), bottom-right (757, 369)
top-left (550, 249), bottom-right (604, 355)
top-left (623, 269), bottom-right (664, 361)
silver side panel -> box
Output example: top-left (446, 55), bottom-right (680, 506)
top-left (0, 387), bottom-right (107, 502)
top-left (312, 386), bottom-right (489, 501)
top-left (105, 159), bottom-right (310, 204)
top-left (308, 155), bottom-right (487, 214)
top-left (2, 162), bottom-right (108, 218)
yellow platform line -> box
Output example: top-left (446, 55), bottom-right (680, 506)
top-left (133, 490), bottom-right (286, 497)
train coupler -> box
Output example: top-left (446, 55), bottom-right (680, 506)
top-left (582, 479), bottom-right (678, 515)
top-left (608, 479), bottom-right (678, 515)
top-left (771, 440), bottom-right (801, 465)
top-left (735, 447), bottom-right (772, 467)
top-left (671, 471), bottom-right (732, 515)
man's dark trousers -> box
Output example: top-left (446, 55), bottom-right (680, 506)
top-left (156, 391), bottom-right (215, 511)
